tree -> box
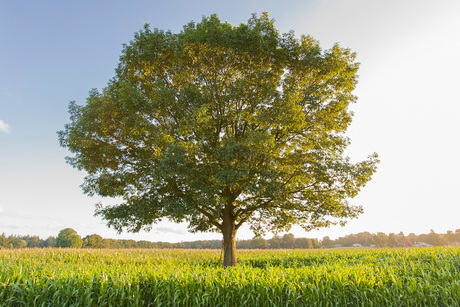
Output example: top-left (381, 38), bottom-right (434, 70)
top-left (268, 235), bottom-right (282, 249)
top-left (407, 233), bottom-right (417, 245)
top-left (426, 229), bottom-right (446, 246)
top-left (21, 235), bottom-right (44, 248)
top-left (14, 239), bottom-right (27, 249)
top-left (58, 13), bottom-right (378, 267)
top-left (374, 232), bottom-right (388, 248)
top-left (387, 233), bottom-right (398, 247)
top-left (355, 232), bottom-right (371, 246)
top-left (295, 237), bottom-right (313, 249)
top-left (45, 236), bottom-right (56, 248)
top-left (311, 238), bottom-right (321, 249)
top-left (56, 228), bottom-right (83, 248)
top-left (82, 234), bottom-right (108, 248)
top-left (321, 236), bottom-right (334, 248)
top-left (250, 236), bottom-right (268, 249)
top-left (281, 233), bottom-right (296, 249)
top-left (455, 229), bottom-right (460, 242)
top-left (445, 230), bottom-right (456, 243)
top-left (365, 235), bottom-right (375, 247)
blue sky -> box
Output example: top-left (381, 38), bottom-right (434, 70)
top-left (1, 0), bottom-right (459, 242)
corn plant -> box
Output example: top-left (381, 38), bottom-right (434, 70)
top-left (1, 247), bottom-right (459, 306)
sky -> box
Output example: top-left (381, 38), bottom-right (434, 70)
top-left (1, 0), bottom-right (459, 243)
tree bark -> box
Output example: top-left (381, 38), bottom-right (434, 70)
top-left (222, 206), bottom-right (237, 267)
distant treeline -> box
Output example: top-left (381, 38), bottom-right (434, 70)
top-left (1, 228), bottom-right (459, 250)
top-left (325, 229), bottom-right (460, 248)
top-left (0, 231), bottom-right (320, 250)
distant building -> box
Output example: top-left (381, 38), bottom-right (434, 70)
top-left (352, 243), bottom-right (362, 247)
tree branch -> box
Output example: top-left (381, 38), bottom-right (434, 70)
top-left (196, 206), bottom-right (222, 230)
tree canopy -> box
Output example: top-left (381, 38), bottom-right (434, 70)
top-left (58, 13), bottom-right (378, 266)
top-left (82, 234), bottom-right (108, 248)
top-left (56, 228), bottom-right (83, 248)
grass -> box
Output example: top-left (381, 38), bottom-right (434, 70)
top-left (1, 247), bottom-right (459, 306)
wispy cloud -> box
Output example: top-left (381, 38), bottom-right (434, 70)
top-left (0, 223), bottom-right (19, 230)
top-left (151, 226), bottom-right (187, 235)
top-left (0, 120), bottom-right (10, 133)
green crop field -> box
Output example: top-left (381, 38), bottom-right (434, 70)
top-left (1, 247), bottom-right (459, 306)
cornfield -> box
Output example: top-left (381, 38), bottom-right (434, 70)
top-left (1, 247), bottom-right (459, 306)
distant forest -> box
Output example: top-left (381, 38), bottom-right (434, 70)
top-left (1, 229), bottom-right (459, 250)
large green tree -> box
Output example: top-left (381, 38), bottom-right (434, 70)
top-left (59, 13), bottom-right (378, 267)
top-left (56, 228), bottom-right (83, 248)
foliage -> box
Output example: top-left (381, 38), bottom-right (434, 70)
top-left (55, 228), bottom-right (83, 248)
top-left (1, 247), bottom-right (459, 305)
top-left (321, 236), bottom-right (334, 248)
top-left (44, 236), bottom-right (56, 247)
top-left (82, 234), bottom-right (108, 248)
top-left (1, 229), bottom-right (460, 250)
top-left (325, 229), bottom-right (460, 248)
top-left (0, 234), bottom-right (28, 249)
top-left (58, 12), bottom-right (379, 266)
top-left (281, 233), bottom-right (296, 248)
top-left (250, 237), bottom-right (268, 249)
top-left (388, 233), bottom-right (398, 247)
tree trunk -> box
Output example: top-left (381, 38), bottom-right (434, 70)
top-left (222, 206), bottom-right (237, 267)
